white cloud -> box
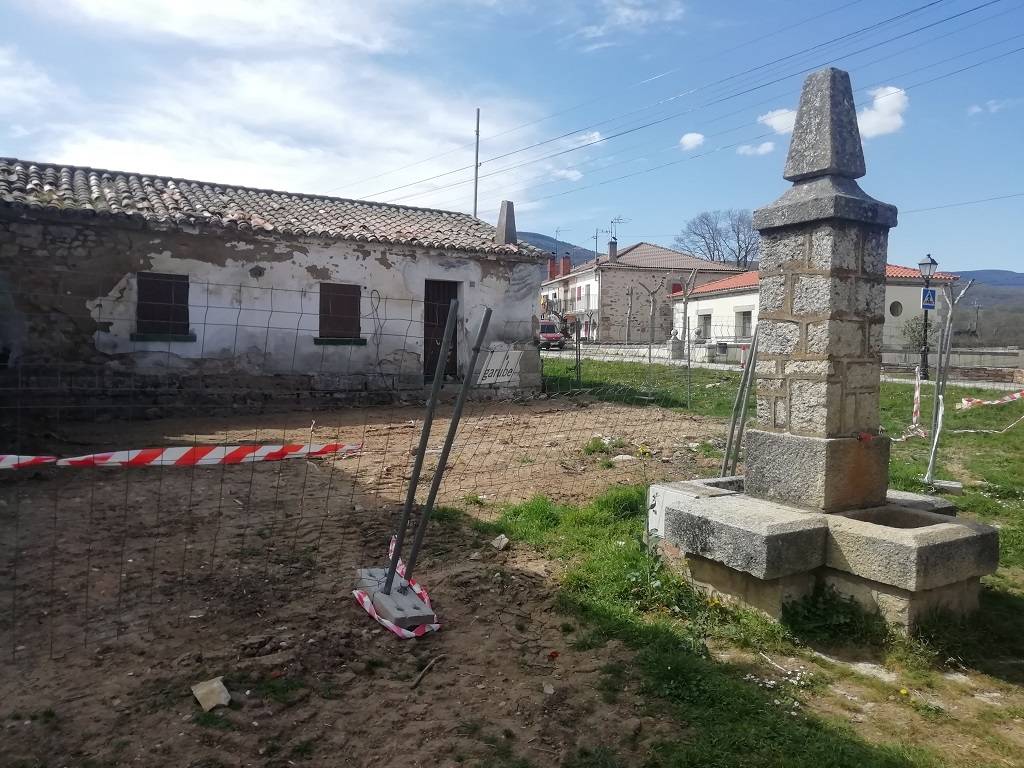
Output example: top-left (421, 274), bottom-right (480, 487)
top-left (551, 168), bottom-right (583, 182)
top-left (578, 0), bottom-right (684, 41)
top-left (572, 130), bottom-right (604, 147)
top-left (9, 46), bottom-right (585, 219)
top-left (0, 47), bottom-right (63, 120)
top-left (736, 141), bottom-right (775, 156)
top-left (857, 86), bottom-right (907, 139)
top-left (757, 108), bottom-right (797, 135)
top-left (42, 0), bottom-right (403, 51)
top-left (678, 132), bottom-right (705, 150)
top-left (967, 98), bottom-right (1020, 115)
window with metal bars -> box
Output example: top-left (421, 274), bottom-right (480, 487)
top-left (133, 272), bottom-right (193, 341)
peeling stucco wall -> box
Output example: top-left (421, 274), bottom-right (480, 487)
top-left (0, 214), bottom-right (545, 394)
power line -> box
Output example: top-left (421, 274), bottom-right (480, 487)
top-left (356, 0), bottom-right (964, 201)
top-left (371, 0), bottom-right (1003, 204)
top-left (441, 8), bottom-right (1024, 213)
top-left (334, 0), bottom-right (871, 191)
top-left (385, 7), bottom-right (1019, 207)
top-left (904, 191), bottom-right (1024, 213)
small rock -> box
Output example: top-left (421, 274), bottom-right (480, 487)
top-left (468, 551), bottom-right (482, 561)
top-left (542, 683), bottom-right (555, 695)
top-left (191, 677), bottom-right (231, 712)
top-left (490, 534), bottom-right (510, 551)
top-left (611, 454), bottom-right (636, 463)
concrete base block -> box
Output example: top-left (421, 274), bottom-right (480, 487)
top-left (355, 567), bottom-right (436, 628)
top-left (885, 489), bottom-right (957, 516)
top-left (822, 568), bottom-right (981, 629)
top-left (826, 506), bottom-right (999, 591)
top-left (744, 430), bottom-right (889, 512)
top-left (658, 481), bottom-right (828, 580)
top-left (687, 554), bottom-right (816, 619)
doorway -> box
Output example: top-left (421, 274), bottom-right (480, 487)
top-left (423, 279), bottom-right (459, 380)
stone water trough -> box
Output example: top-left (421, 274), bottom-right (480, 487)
top-left (648, 67), bottom-right (999, 629)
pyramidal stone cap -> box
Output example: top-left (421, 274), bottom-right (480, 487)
top-left (783, 68), bottom-right (866, 182)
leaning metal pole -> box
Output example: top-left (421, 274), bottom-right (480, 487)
top-left (727, 326), bottom-right (760, 477)
top-left (382, 299), bottom-right (459, 594)
top-left (402, 308), bottom-right (493, 585)
top-left (721, 333), bottom-right (756, 477)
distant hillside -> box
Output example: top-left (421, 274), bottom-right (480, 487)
top-left (949, 269), bottom-right (1024, 345)
top-left (519, 231), bottom-right (595, 265)
top-left (958, 269), bottom-right (1024, 287)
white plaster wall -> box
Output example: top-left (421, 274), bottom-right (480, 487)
top-left (672, 290), bottom-right (760, 340)
top-left (86, 237), bottom-right (544, 386)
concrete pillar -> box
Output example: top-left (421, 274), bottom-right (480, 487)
top-left (495, 200), bottom-right (516, 246)
top-left (744, 67), bottom-right (898, 512)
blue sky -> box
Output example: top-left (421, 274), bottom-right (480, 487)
top-left (2, 0), bottom-right (1022, 271)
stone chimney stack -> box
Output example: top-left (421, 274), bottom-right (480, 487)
top-left (745, 67), bottom-right (898, 512)
top-left (495, 200), bottom-right (517, 246)
top-left (608, 237), bottom-right (618, 262)
top-left (560, 254), bottom-right (572, 276)
top-left (547, 257), bottom-right (559, 281)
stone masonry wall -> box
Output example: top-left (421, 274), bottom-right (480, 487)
top-left (755, 221), bottom-right (888, 439)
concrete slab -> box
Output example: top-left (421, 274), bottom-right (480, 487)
top-left (885, 489), bottom-right (957, 516)
top-left (355, 567), bottom-right (436, 628)
top-left (647, 477), bottom-right (742, 538)
top-left (822, 568), bottom-right (982, 629)
top-left (662, 492), bottom-right (828, 580)
top-left (686, 554), bottom-right (815, 618)
top-left (825, 507), bottom-right (999, 592)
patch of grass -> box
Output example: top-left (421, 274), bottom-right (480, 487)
top-left (490, 486), bottom-right (945, 767)
top-left (454, 719), bottom-right (483, 738)
top-left (563, 747), bottom-right (625, 768)
top-left (559, 621), bottom-right (576, 633)
top-left (583, 436), bottom-right (627, 455)
top-left (596, 661), bottom-right (628, 704)
top-left (462, 493), bottom-right (487, 507)
top-left (193, 711), bottom-right (234, 730)
top-left (430, 505), bottom-right (466, 527)
top-left (598, 458), bottom-right (615, 469)
top-left (253, 676), bottom-right (307, 705)
top-left (782, 584), bottom-right (890, 648)
top-left (695, 440), bottom-right (722, 459)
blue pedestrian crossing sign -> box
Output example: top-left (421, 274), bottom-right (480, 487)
top-left (921, 287), bottom-right (937, 310)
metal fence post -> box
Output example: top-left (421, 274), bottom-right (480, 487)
top-left (382, 298), bottom-right (458, 595)
top-left (575, 322), bottom-right (581, 386)
top-left (402, 308), bottom-right (493, 584)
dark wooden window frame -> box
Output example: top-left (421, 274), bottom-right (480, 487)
top-left (131, 272), bottom-right (195, 342)
top-left (315, 282), bottom-right (366, 345)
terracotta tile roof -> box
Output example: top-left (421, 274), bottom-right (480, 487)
top-left (883, 263), bottom-right (959, 281)
top-left (670, 264), bottom-right (959, 298)
top-left (544, 242), bottom-right (741, 283)
top-left (0, 157), bottom-right (542, 257)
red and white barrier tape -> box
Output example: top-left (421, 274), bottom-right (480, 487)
top-left (0, 442), bottom-right (361, 470)
top-left (352, 536), bottom-right (440, 640)
top-left (957, 389), bottom-right (1024, 411)
top-left (891, 366), bottom-right (928, 443)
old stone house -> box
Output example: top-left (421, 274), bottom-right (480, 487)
top-left (540, 240), bottom-right (740, 343)
top-left (0, 158), bottom-right (546, 402)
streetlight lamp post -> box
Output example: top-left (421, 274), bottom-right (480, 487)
top-left (918, 254), bottom-right (938, 381)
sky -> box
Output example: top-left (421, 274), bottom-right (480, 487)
top-left (2, 0), bottom-right (1022, 272)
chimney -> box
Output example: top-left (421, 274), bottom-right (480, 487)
top-left (560, 254), bottom-right (572, 276)
top-left (548, 256), bottom-right (558, 281)
top-left (608, 237), bottom-right (618, 263)
top-left (495, 200), bottom-right (517, 245)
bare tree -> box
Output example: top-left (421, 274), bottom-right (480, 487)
top-left (675, 208), bottom-right (759, 268)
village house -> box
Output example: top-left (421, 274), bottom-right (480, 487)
top-left (669, 264), bottom-right (960, 364)
top-left (540, 239), bottom-right (741, 343)
top-left (0, 158), bottom-right (547, 402)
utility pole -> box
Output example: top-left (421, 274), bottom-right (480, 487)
top-left (472, 107), bottom-right (480, 218)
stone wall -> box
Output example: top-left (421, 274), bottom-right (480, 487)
top-left (0, 212), bottom-right (545, 413)
top-left (598, 267), bottom-right (682, 343)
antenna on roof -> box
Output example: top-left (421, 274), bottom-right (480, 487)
top-left (610, 215), bottom-right (630, 239)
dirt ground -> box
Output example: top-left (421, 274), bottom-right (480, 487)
top-left (0, 400), bottom-right (717, 767)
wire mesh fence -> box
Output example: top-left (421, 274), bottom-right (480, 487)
top-left (1, 272), bottom-right (749, 663)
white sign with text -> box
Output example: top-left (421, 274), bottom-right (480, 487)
top-left (477, 350), bottom-right (522, 385)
